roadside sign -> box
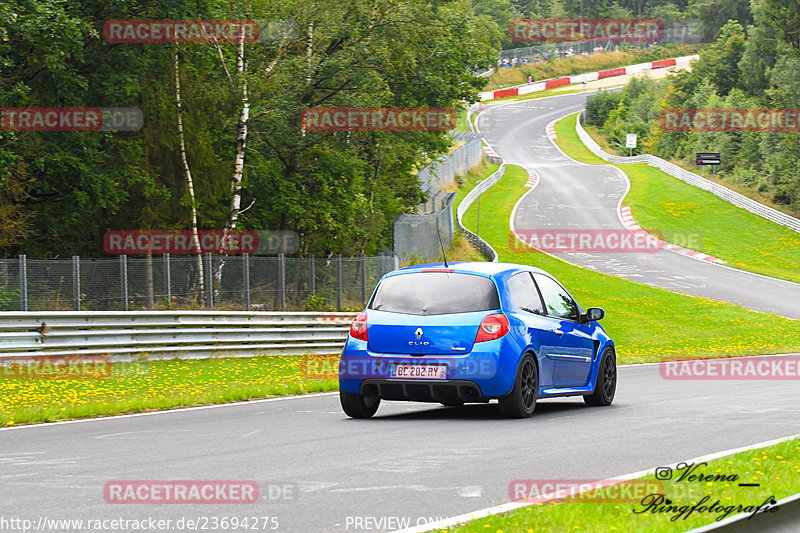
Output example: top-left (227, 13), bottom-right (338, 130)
top-left (625, 134), bottom-right (637, 148)
top-left (696, 152), bottom-right (721, 165)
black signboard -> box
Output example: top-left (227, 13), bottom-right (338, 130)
top-left (696, 152), bottom-right (721, 165)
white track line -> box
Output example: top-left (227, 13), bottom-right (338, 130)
top-left (5, 353), bottom-right (800, 429)
top-left (544, 115), bottom-right (724, 265)
top-left (0, 391), bottom-right (339, 432)
top-left (393, 433), bottom-right (800, 533)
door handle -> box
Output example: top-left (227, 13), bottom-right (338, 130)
top-left (554, 329), bottom-right (564, 335)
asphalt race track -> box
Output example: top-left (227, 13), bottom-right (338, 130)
top-left (477, 93), bottom-right (800, 320)
top-left (2, 362), bottom-right (800, 532)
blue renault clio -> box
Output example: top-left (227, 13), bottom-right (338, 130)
top-left (339, 262), bottom-right (616, 418)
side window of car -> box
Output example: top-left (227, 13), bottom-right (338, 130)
top-left (507, 272), bottom-right (545, 315)
top-left (532, 274), bottom-right (578, 320)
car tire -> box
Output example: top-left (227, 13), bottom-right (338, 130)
top-left (340, 390), bottom-right (381, 418)
top-left (584, 347), bottom-right (616, 407)
top-left (498, 354), bottom-right (538, 418)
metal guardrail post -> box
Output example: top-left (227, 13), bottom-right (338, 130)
top-left (310, 256), bottom-right (316, 294)
top-left (205, 253), bottom-right (213, 309)
top-left (72, 255), bottom-right (81, 311)
top-left (336, 254), bottom-right (342, 311)
top-left (360, 253), bottom-right (367, 305)
top-left (243, 253), bottom-right (251, 311)
top-left (120, 255), bottom-right (128, 311)
top-left (278, 253), bottom-right (285, 311)
top-left (164, 253), bottom-right (171, 308)
top-left (19, 254), bottom-right (27, 311)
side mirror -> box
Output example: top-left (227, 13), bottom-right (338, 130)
top-left (583, 307), bottom-right (605, 323)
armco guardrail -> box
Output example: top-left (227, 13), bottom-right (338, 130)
top-left (459, 101), bottom-right (504, 262)
top-left (456, 162), bottom-right (505, 262)
top-left (0, 311), bottom-right (357, 361)
top-left (575, 115), bottom-right (800, 234)
top-left (479, 55), bottom-right (698, 101)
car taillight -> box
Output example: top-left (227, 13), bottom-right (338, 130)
top-left (475, 313), bottom-right (509, 343)
top-left (350, 312), bottom-right (368, 341)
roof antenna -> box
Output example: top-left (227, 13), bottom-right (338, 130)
top-left (436, 227), bottom-right (449, 268)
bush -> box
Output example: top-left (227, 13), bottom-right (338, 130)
top-left (303, 293), bottom-right (333, 311)
top-left (773, 186), bottom-right (796, 206)
top-left (585, 91), bottom-right (623, 126)
top-left (729, 167), bottom-right (760, 187)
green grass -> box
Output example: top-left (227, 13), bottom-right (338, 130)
top-left (552, 114), bottom-right (607, 164)
top-left (0, 355), bottom-right (339, 427)
top-left (553, 112), bottom-right (800, 284)
top-left (448, 437), bottom-right (800, 532)
top-left (458, 164), bottom-right (800, 363)
top-left (449, 159), bottom-right (501, 215)
top-left (455, 108), bottom-right (470, 132)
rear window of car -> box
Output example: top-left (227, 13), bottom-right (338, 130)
top-left (369, 272), bottom-right (500, 315)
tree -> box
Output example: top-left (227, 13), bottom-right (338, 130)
top-left (687, 20), bottom-right (746, 96)
top-left (689, 0), bottom-right (752, 40)
top-left (752, 0), bottom-right (800, 49)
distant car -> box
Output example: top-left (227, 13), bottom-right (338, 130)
top-left (338, 262), bottom-right (616, 418)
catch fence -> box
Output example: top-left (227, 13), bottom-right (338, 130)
top-left (499, 20), bottom-right (705, 65)
top-left (0, 254), bottom-right (397, 312)
top-left (392, 133), bottom-right (484, 262)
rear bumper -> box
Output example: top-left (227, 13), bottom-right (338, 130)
top-left (339, 336), bottom-right (520, 398)
top-left (360, 379), bottom-right (487, 403)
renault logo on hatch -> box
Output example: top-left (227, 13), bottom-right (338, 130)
top-left (409, 327), bottom-right (429, 346)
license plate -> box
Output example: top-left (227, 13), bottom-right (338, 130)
top-left (389, 364), bottom-right (447, 379)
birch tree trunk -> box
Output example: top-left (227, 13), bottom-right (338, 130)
top-left (174, 47), bottom-right (205, 306)
top-left (213, 34), bottom-right (250, 292)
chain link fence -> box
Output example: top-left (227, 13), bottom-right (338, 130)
top-left (392, 133), bottom-right (484, 262)
top-left (0, 254), bottom-right (397, 312)
top-left (417, 134), bottom-right (483, 192)
top-left (498, 20), bottom-right (705, 66)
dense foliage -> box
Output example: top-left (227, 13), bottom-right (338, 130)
top-left (0, 0), bottom-right (496, 257)
top-left (473, 0), bottom-right (749, 49)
